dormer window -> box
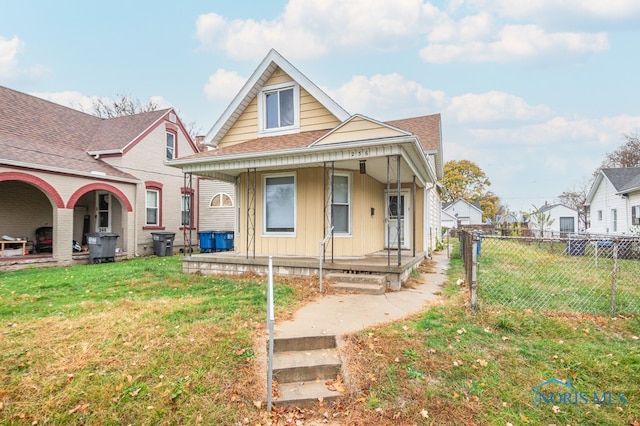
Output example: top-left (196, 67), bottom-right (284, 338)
top-left (258, 82), bottom-right (300, 136)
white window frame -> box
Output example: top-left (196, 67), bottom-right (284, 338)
top-left (597, 210), bottom-right (603, 221)
top-left (181, 193), bottom-right (191, 227)
top-left (330, 173), bottom-right (352, 236)
top-left (166, 132), bottom-right (176, 160)
top-left (210, 192), bottom-right (234, 208)
top-left (146, 189), bottom-right (160, 226)
top-left (257, 82), bottom-right (300, 137)
top-left (263, 173), bottom-right (296, 236)
top-left (611, 208), bottom-right (617, 232)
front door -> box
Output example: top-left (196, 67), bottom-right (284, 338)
top-left (96, 192), bottom-right (111, 232)
top-left (385, 190), bottom-right (410, 249)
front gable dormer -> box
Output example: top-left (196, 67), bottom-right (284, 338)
top-left (204, 49), bottom-right (350, 150)
top-left (257, 71), bottom-right (300, 137)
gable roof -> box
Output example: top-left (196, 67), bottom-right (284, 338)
top-left (0, 85), bottom-right (193, 181)
top-left (586, 167), bottom-right (640, 204)
top-left (203, 49), bottom-right (350, 148)
top-left (443, 198), bottom-right (482, 213)
top-left (537, 203), bottom-right (577, 213)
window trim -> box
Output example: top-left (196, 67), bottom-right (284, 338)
top-left (257, 82), bottom-right (300, 137)
top-left (166, 130), bottom-right (176, 160)
top-left (597, 210), bottom-right (603, 221)
top-left (144, 181), bottom-right (164, 229)
top-left (330, 172), bottom-right (352, 236)
top-left (611, 208), bottom-right (617, 232)
top-left (180, 187), bottom-right (194, 229)
top-left (262, 173), bottom-right (296, 236)
top-left (210, 192), bottom-right (234, 208)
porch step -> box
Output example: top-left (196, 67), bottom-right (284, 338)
top-left (272, 335), bottom-right (343, 408)
top-left (326, 272), bottom-right (387, 295)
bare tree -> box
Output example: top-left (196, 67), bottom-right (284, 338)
top-left (595, 133), bottom-right (640, 175)
top-left (89, 94), bottom-right (159, 118)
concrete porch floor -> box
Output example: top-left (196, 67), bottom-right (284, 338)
top-left (180, 249), bottom-right (427, 290)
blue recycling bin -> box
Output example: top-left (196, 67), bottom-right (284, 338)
top-left (198, 230), bottom-right (215, 253)
top-left (213, 231), bottom-right (234, 251)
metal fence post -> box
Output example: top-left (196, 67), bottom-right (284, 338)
top-left (611, 240), bottom-right (618, 317)
top-left (266, 256), bottom-right (275, 411)
top-left (471, 233), bottom-right (478, 314)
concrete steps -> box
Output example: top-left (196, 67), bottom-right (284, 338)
top-left (272, 335), bottom-right (343, 407)
top-left (326, 272), bottom-right (387, 295)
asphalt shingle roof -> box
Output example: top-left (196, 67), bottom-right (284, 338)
top-left (0, 85), bottom-right (168, 180)
top-left (602, 167), bottom-right (640, 193)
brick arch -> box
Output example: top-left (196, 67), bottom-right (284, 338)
top-left (67, 183), bottom-right (133, 212)
top-left (0, 172), bottom-right (65, 208)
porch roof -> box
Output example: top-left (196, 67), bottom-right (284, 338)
top-left (168, 130), bottom-right (436, 187)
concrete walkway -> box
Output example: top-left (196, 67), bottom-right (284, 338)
top-left (275, 250), bottom-right (450, 339)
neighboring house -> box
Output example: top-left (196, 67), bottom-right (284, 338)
top-left (585, 167), bottom-right (640, 235)
top-left (529, 203), bottom-right (579, 237)
top-left (0, 85), bottom-right (199, 267)
top-left (440, 209), bottom-right (457, 234)
top-left (169, 50), bottom-right (444, 281)
top-left (442, 199), bottom-right (483, 226)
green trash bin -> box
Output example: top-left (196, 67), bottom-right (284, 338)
top-left (85, 232), bottom-right (119, 264)
top-left (151, 232), bottom-right (175, 256)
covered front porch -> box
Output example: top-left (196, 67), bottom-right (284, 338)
top-left (181, 249), bottom-right (426, 291)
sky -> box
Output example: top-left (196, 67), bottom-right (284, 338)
top-left (2, 0), bottom-right (640, 213)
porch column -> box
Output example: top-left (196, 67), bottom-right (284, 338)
top-left (53, 207), bottom-right (74, 264)
top-left (413, 175), bottom-right (416, 258)
top-left (246, 168), bottom-right (256, 259)
top-left (396, 155), bottom-right (401, 266)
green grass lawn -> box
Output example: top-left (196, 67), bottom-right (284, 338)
top-left (477, 237), bottom-right (640, 315)
top-left (0, 257), bottom-right (305, 425)
top-left (1, 254), bottom-right (638, 425)
top-left (337, 254), bottom-right (640, 425)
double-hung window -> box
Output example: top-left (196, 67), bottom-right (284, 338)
top-left (632, 205), bottom-right (640, 225)
top-left (146, 190), bottom-right (159, 226)
top-left (264, 174), bottom-right (295, 234)
top-left (611, 208), bottom-right (618, 232)
top-left (258, 83), bottom-right (299, 135)
top-left (166, 132), bottom-right (176, 160)
top-left (331, 174), bottom-right (351, 234)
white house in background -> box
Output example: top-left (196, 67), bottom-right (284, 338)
top-left (442, 199), bottom-right (483, 226)
top-left (530, 203), bottom-right (578, 237)
top-left (585, 167), bottom-right (640, 235)
top-left (441, 209), bottom-right (457, 232)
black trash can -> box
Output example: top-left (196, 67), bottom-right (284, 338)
top-left (151, 232), bottom-right (175, 257)
top-left (566, 239), bottom-right (587, 256)
top-left (213, 231), bottom-right (234, 251)
top-left (85, 232), bottom-right (119, 264)
top-left (198, 230), bottom-right (215, 253)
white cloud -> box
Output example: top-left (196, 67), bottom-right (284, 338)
top-left (0, 34), bottom-right (48, 79)
top-left (0, 35), bottom-right (22, 78)
top-left (448, 91), bottom-right (551, 123)
top-left (30, 91), bottom-right (173, 115)
top-left (421, 21), bottom-right (608, 63)
top-left (30, 91), bottom-right (101, 112)
top-left (195, 0), bottom-right (437, 60)
top-left (457, 0), bottom-right (640, 20)
top-left (204, 69), bottom-right (249, 100)
top-left (329, 73), bottom-right (447, 119)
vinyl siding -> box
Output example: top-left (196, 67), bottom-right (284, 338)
top-left (234, 167), bottom-right (404, 257)
top-left (217, 67), bottom-right (340, 149)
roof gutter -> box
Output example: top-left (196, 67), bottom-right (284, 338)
top-left (0, 159), bottom-right (140, 184)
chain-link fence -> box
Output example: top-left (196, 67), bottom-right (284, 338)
top-left (458, 230), bottom-right (640, 316)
